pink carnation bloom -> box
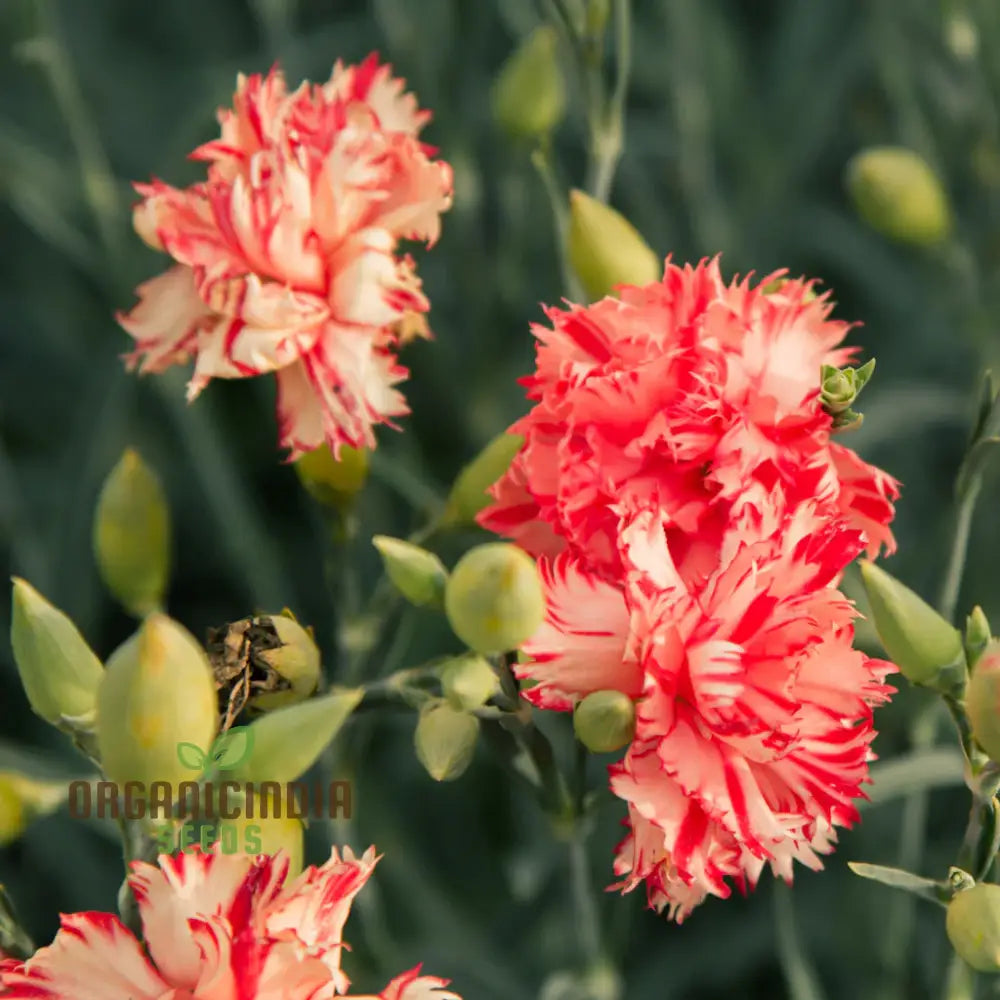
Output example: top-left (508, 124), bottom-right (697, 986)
top-left (478, 259), bottom-right (900, 920)
top-left (118, 55), bottom-right (453, 458)
top-left (0, 846), bottom-right (461, 999)
top-left (480, 257), bottom-right (898, 568)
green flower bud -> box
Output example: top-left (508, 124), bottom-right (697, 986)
top-left (10, 578), bottom-right (104, 730)
top-left (229, 687), bottom-right (362, 784)
top-left (445, 543), bottom-right (545, 654)
top-left (821, 359), bottom-right (876, 431)
top-left (492, 25), bottom-right (566, 139)
top-left (440, 654), bottom-right (501, 711)
top-left (846, 146), bottom-right (952, 247)
top-left (443, 432), bottom-right (525, 526)
top-left (96, 614), bottom-right (218, 790)
top-left (859, 561), bottom-right (966, 692)
top-left (294, 443), bottom-right (368, 510)
top-left (247, 614), bottom-right (321, 713)
top-left (967, 606), bottom-right (993, 670)
top-left (947, 882), bottom-right (1000, 972)
top-left (568, 189), bottom-right (661, 301)
top-left (967, 642), bottom-right (1000, 762)
top-left (0, 772), bottom-right (68, 846)
top-left (414, 701), bottom-right (479, 782)
top-left (93, 449), bottom-right (171, 617)
top-left (372, 536), bottom-right (448, 608)
top-left (574, 690), bottom-right (636, 753)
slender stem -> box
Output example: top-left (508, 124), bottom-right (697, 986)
top-left (938, 476), bottom-right (983, 625)
top-left (569, 829), bottom-right (601, 960)
top-left (587, 0), bottom-right (631, 203)
top-left (773, 881), bottom-right (828, 1000)
top-left (531, 144), bottom-right (586, 302)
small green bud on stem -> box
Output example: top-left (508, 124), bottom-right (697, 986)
top-left (445, 543), bottom-right (545, 654)
top-left (859, 561), bottom-right (966, 693)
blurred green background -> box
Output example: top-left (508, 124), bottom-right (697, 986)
top-left (3, 0), bottom-right (1000, 997)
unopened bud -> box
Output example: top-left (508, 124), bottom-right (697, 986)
top-left (245, 614), bottom-right (321, 713)
top-left (372, 536), bottom-right (448, 608)
top-left (859, 561), bottom-right (966, 692)
top-left (294, 443), bottom-right (368, 510)
top-left (568, 190), bottom-right (661, 301)
top-left (444, 432), bottom-right (525, 526)
top-left (445, 543), bottom-right (545, 654)
top-left (0, 772), bottom-right (66, 846)
top-left (10, 578), bottom-right (104, 730)
top-left (967, 607), bottom-right (993, 670)
top-left (414, 701), bottom-right (479, 782)
top-left (947, 882), bottom-right (1000, 972)
top-left (846, 147), bottom-right (952, 247)
top-left (821, 359), bottom-right (876, 431)
top-left (230, 687), bottom-right (363, 784)
top-left (440, 654), bottom-right (501, 711)
top-left (574, 690), bottom-right (636, 753)
top-left (966, 642), bottom-right (1000, 762)
top-left (96, 614), bottom-right (218, 790)
top-left (492, 25), bottom-right (566, 139)
top-left (93, 449), bottom-right (170, 617)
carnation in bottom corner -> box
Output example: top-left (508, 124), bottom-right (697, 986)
top-left (0, 844), bottom-right (462, 1000)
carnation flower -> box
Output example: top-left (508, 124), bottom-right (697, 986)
top-left (480, 257), bottom-right (898, 566)
top-left (0, 846), bottom-right (461, 999)
top-left (118, 56), bottom-right (453, 458)
top-left (478, 258), bottom-right (900, 920)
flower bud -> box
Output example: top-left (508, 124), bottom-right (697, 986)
top-left (967, 607), bottom-right (993, 670)
top-left (10, 578), bottom-right (104, 730)
top-left (294, 443), bottom-right (368, 510)
top-left (0, 772), bottom-right (68, 846)
top-left (492, 25), bottom-right (566, 139)
top-left (372, 536), bottom-right (448, 608)
top-left (230, 687), bottom-right (363, 784)
top-left (96, 614), bottom-right (218, 790)
top-left (414, 701), bottom-right (479, 782)
top-left (443, 432), bottom-right (525, 526)
top-left (440, 654), bottom-right (501, 711)
top-left (947, 882), bottom-right (1000, 972)
top-left (568, 190), bottom-right (661, 301)
top-left (444, 543), bottom-right (545, 654)
top-left (574, 690), bottom-right (636, 753)
top-left (859, 561), bottom-right (966, 691)
top-left (966, 642), bottom-right (1000, 762)
top-left (846, 147), bottom-right (952, 247)
top-left (246, 614), bottom-right (321, 713)
top-left (821, 359), bottom-right (876, 432)
top-left (93, 449), bottom-right (170, 617)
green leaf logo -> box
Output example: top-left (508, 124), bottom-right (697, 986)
top-left (210, 727), bottom-right (254, 770)
top-left (176, 742), bottom-right (208, 771)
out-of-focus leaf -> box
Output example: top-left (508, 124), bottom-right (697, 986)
top-left (847, 862), bottom-right (948, 905)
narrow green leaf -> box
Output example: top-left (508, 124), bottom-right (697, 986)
top-left (230, 687), bottom-right (363, 784)
top-left (847, 862), bottom-right (948, 905)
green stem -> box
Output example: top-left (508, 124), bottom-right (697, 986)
top-left (774, 880), bottom-right (828, 1000)
top-left (531, 143), bottom-right (586, 302)
top-left (587, 0), bottom-right (631, 203)
top-left (938, 476), bottom-right (983, 625)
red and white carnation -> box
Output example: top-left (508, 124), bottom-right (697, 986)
top-left (0, 846), bottom-right (461, 999)
top-left (479, 258), bottom-right (900, 921)
top-left (118, 56), bottom-right (453, 457)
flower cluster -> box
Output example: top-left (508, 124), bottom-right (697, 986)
top-left (480, 258), bottom-right (900, 921)
top-left (118, 55), bottom-right (453, 458)
top-left (0, 845), bottom-right (461, 999)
